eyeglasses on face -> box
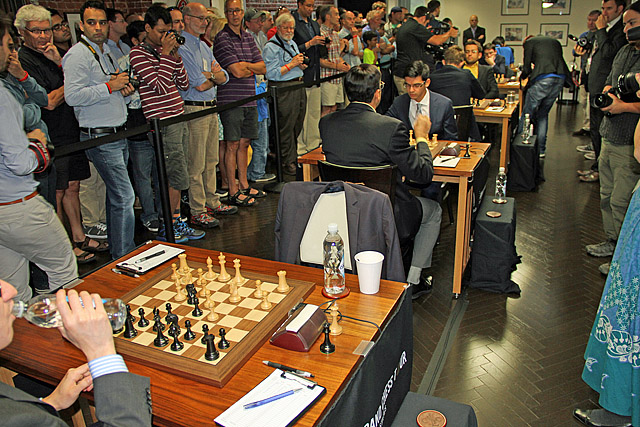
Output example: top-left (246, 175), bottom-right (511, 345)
top-left (24, 27), bottom-right (52, 36)
top-left (52, 22), bottom-right (69, 31)
top-left (225, 8), bottom-right (244, 15)
top-left (403, 82), bottom-right (425, 89)
top-left (185, 14), bottom-right (207, 22)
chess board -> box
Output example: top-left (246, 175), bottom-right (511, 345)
top-left (114, 260), bottom-right (316, 388)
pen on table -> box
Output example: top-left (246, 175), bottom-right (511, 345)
top-left (134, 250), bottom-right (165, 264)
top-left (111, 268), bottom-right (140, 278)
top-left (439, 156), bottom-right (456, 163)
top-left (263, 360), bottom-right (314, 378)
top-left (243, 388), bottom-right (304, 409)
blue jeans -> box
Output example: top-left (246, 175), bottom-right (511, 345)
top-left (128, 137), bottom-right (160, 223)
top-left (518, 77), bottom-right (564, 154)
top-left (83, 134), bottom-right (135, 259)
top-left (247, 118), bottom-right (270, 181)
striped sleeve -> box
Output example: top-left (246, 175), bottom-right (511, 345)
top-left (88, 354), bottom-right (128, 379)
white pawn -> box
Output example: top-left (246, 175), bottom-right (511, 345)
top-left (260, 292), bottom-right (272, 310)
top-left (277, 270), bottom-right (290, 293)
top-left (228, 281), bottom-right (241, 303)
top-left (204, 256), bottom-right (218, 280)
top-left (207, 300), bottom-right (219, 322)
top-left (173, 273), bottom-right (186, 302)
top-left (233, 259), bottom-right (244, 285)
top-left (254, 280), bottom-right (264, 298)
top-left (330, 303), bottom-right (342, 336)
top-left (217, 253), bottom-right (231, 282)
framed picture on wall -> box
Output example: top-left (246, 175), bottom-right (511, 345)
top-left (540, 23), bottom-right (569, 46)
top-left (542, 0), bottom-right (571, 15)
top-left (65, 13), bottom-right (82, 45)
top-left (501, 0), bottom-right (529, 15)
top-left (500, 23), bottom-right (528, 45)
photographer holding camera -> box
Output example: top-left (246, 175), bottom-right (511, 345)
top-left (264, 13), bottom-right (308, 175)
top-left (393, 6), bottom-right (458, 96)
top-left (583, 2), bottom-right (640, 277)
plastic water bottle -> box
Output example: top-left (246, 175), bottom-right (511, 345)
top-left (522, 114), bottom-right (531, 142)
top-left (12, 294), bottom-right (127, 331)
top-left (494, 167), bottom-right (507, 204)
top-left (323, 223), bottom-right (345, 295)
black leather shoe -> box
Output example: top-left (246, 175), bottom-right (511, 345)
top-left (574, 408), bottom-right (632, 427)
top-left (411, 275), bottom-right (433, 300)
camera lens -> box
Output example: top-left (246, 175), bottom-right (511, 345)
top-left (591, 93), bottom-right (613, 109)
top-left (617, 72), bottom-right (640, 95)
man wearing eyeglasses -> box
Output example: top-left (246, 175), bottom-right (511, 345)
top-left (48, 9), bottom-right (72, 56)
top-left (62, 0), bottom-right (137, 260)
top-left (320, 64), bottom-right (441, 299)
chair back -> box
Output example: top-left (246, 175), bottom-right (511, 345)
top-left (317, 161), bottom-right (397, 207)
top-left (453, 105), bottom-right (474, 142)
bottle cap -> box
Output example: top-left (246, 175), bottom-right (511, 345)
top-left (499, 166), bottom-right (505, 172)
top-left (327, 223), bottom-right (338, 234)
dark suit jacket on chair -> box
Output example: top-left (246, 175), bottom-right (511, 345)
top-left (275, 180), bottom-right (405, 282)
top-left (385, 92), bottom-right (458, 141)
top-left (477, 64), bottom-right (499, 98)
top-left (463, 26), bottom-right (485, 45)
top-left (429, 65), bottom-right (486, 106)
top-left (0, 372), bottom-right (152, 427)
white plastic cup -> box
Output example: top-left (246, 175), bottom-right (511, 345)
top-left (354, 251), bottom-right (385, 295)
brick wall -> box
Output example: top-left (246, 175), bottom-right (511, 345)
top-left (37, 0), bottom-right (152, 15)
top-left (246, 0), bottom-right (335, 14)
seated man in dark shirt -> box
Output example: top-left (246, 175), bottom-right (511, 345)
top-left (320, 64), bottom-right (442, 298)
top-left (480, 43), bottom-right (508, 76)
top-left (463, 40), bottom-right (499, 99)
top-left (429, 45), bottom-right (485, 106)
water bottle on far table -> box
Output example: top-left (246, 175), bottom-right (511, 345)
top-left (494, 167), bottom-right (508, 204)
top-left (12, 294), bottom-right (127, 331)
top-left (323, 223), bottom-right (345, 295)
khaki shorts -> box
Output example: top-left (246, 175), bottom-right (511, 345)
top-left (321, 80), bottom-right (344, 106)
top-left (162, 121), bottom-right (190, 191)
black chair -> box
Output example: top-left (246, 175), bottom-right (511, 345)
top-left (317, 161), bottom-right (397, 207)
top-left (453, 105), bottom-right (474, 142)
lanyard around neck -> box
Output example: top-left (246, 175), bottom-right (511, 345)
top-left (79, 38), bottom-right (119, 76)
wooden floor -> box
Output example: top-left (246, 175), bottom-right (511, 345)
top-left (81, 98), bottom-right (602, 426)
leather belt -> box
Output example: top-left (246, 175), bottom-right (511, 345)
top-left (0, 190), bottom-right (38, 206)
top-left (184, 100), bottom-right (217, 107)
top-left (79, 125), bottom-right (126, 135)
top-left (269, 77), bottom-right (303, 86)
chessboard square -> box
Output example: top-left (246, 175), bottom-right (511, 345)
top-left (244, 310), bottom-right (268, 322)
top-left (216, 303), bottom-right (235, 315)
top-left (217, 315), bottom-right (242, 328)
top-left (236, 318), bottom-right (259, 330)
top-left (238, 287), bottom-right (254, 298)
top-left (228, 307), bottom-right (251, 318)
top-left (155, 290), bottom-right (176, 301)
top-left (226, 328), bottom-right (249, 342)
top-left (212, 292), bottom-right (229, 303)
top-left (155, 280), bottom-right (174, 290)
top-left (129, 295), bottom-right (151, 306)
top-left (238, 298), bottom-right (260, 309)
top-left (269, 293), bottom-right (286, 303)
top-left (145, 287), bottom-right (165, 298)
top-left (132, 332), bottom-right (155, 346)
top-left (207, 281), bottom-right (226, 292)
top-left (261, 282), bottom-right (277, 292)
top-left (145, 298), bottom-right (168, 310)
top-left (173, 305), bottom-right (192, 317)
top-left (182, 344), bottom-right (203, 360)
top-left (163, 342), bottom-right (188, 355)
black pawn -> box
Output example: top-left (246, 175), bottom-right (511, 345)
top-left (164, 303), bottom-right (174, 323)
top-left (170, 332), bottom-right (184, 351)
top-left (186, 284), bottom-right (196, 305)
top-left (168, 321), bottom-right (179, 337)
top-left (204, 334), bottom-right (219, 361)
top-left (137, 308), bottom-right (149, 327)
top-left (184, 320), bottom-right (196, 341)
top-left (201, 324), bottom-right (210, 344)
top-left (152, 315), bottom-right (165, 332)
top-left (123, 311), bottom-right (137, 339)
top-left (218, 327), bottom-right (230, 350)
top-left (127, 304), bottom-right (136, 323)
top-left (319, 323), bottom-right (335, 354)
top-left (191, 297), bottom-right (203, 317)
top-left (153, 324), bottom-right (169, 347)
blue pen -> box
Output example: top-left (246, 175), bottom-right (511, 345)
top-left (243, 388), bottom-right (304, 409)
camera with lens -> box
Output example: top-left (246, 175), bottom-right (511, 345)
top-left (425, 41), bottom-right (454, 61)
top-left (127, 68), bottom-right (140, 89)
top-left (323, 36), bottom-right (331, 45)
top-left (302, 54), bottom-right (310, 66)
top-left (166, 30), bottom-right (186, 45)
top-left (568, 34), bottom-right (593, 52)
top-left (591, 72), bottom-right (640, 109)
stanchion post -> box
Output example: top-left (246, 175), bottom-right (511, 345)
top-left (150, 118), bottom-right (175, 243)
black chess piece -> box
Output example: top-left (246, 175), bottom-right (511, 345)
top-left (319, 322), bottom-right (335, 354)
top-left (170, 332), bottom-right (184, 351)
top-left (183, 319), bottom-right (196, 341)
top-left (165, 303), bottom-right (174, 322)
top-left (191, 296), bottom-right (203, 317)
top-left (126, 304), bottom-right (136, 323)
top-left (137, 308), bottom-right (149, 328)
top-left (153, 322), bottom-right (169, 347)
top-left (201, 324), bottom-right (210, 344)
top-left (152, 314), bottom-right (165, 332)
top-left (204, 334), bottom-right (219, 361)
top-left (463, 143), bottom-right (471, 158)
top-left (186, 284), bottom-right (196, 305)
top-left (123, 309), bottom-right (138, 339)
top-left (168, 321), bottom-right (179, 338)
top-left (218, 327), bottom-right (230, 350)
top-left (153, 307), bottom-right (160, 317)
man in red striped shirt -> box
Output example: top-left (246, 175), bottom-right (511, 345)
top-left (130, 5), bottom-right (205, 241)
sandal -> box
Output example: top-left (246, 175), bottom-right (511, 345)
top-left (74, 249), bottom-right (96, 264)
top-left (75, 236), bottom-right (109, 253)
top-left (229, 190), bottom-right (256, 207)
top-left (242, 187), bottom-right (266, 199)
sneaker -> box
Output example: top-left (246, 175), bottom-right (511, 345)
top-left (579, 171), bottom-right (599, 182)
top-left (207, 203), bottom-right (238, 216)
top-left (539, 152), bottom-right (546, 158)
top-left (83, 222), bottom-right (108, 239)
top-left (175, 219), bottom-right (206, 240)
top-left (157, 224), bottom-right (188, 244)
top-left (599, 262), bottom-right (611, 275)
top-left (584, 152), bottom-right (596, 160)
top-left (586, 240), bottom-right (616, 257)
top-left (215, 188), bottom-right (229, 198)
top-left (190, 212), bottom-right (220, 229)
top-left (411, 275), bottom-right (433, 300)
top-left (577, 169), bottom-right (595, 176)
top-left (576, 144), bottom-right (594, 153)
top-left (142, 218), bottom-right (160, 233)
top-left (251, 173), bottom-right (276, 183)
